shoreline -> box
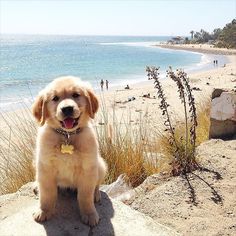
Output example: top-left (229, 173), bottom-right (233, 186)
top-left (155, 43), bottom-right (236, 55)
top-left (99, 50), bottom-right (233, 95)
top-left (100, 43), bottom-right (234, 94)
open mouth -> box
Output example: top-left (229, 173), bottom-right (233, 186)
top-left (60, 115), bottom-right (80, 129)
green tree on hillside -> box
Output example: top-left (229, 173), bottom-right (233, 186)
top-left (193, 29), bottom-right (212, 43)
top-left (212, 28), bottom-right (222, 40)
top-left (193, 31), bottom-right (201, 42)
top-left (190, 30), bottom-right (194, 39)
top-left (190, 19), bottom-right (235, 48)
top-left (200, 29), bottom-right (212, 42)
top-left (217, 19), bottom-right (236, 48)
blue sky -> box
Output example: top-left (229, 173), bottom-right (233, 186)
top-left (0, 0), bottom-right (235, 36)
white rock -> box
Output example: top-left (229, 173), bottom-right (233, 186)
top-left (209, 89), bottom-right (236, 139)
top-left (100, 174), bottom-right (135, 201)
top-left (210, 91), bottom-right (236, 121)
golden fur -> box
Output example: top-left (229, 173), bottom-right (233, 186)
top-left (32, 76), bottom-right (107, 226)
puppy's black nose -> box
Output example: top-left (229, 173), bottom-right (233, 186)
top-left (61, 106), bottom-right (74, 117)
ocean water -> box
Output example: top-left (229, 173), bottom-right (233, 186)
top-left (0, 35), bottom-right (220, 111)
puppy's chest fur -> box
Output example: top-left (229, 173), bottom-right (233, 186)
top-left (38, 128), bottom-right (97, 188)
top-left (48, 145), bottom-right (83, 188)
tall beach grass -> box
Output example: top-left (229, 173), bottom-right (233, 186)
top-left (96, 95), bottom-right (160, 187)
top-left (0, 108), bottom-right (36, 194)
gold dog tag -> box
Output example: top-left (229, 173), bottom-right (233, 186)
top-left (61, 144), bottom-right (74, 154)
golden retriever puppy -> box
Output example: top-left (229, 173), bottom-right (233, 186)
top-left (32, 76), bottom-right (107, 226)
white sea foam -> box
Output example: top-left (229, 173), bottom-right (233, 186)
top-left (99, 41), bottom-right (159, 48)
top-left (196, 54), bottom-right (212, 66)
top-left (0, 97), bottom-right (33, 112)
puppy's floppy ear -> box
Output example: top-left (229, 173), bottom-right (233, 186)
top-left (86, 89), bottom-right (99, 119)
top-left (32, 94), bottom-right (48, 126)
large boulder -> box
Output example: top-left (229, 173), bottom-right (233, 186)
top-left (209, 89), bottom-right (236, 139)
top-left (0, 182), bottom-right (179, 236)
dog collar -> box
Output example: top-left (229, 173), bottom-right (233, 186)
top-left (54, 127), bottom-right (81, 137)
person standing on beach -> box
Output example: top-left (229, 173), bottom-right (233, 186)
top-left (105, 80), bottom-right (109, 90)
top-left (100, 79), bottom-right (104, 91)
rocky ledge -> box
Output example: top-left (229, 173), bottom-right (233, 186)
top-left (0, 182), bottom-right (179, 236)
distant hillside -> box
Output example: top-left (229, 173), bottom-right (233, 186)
top-left (216, 19), bottom-right (236, 48)
top-left (189, 19), bottom-right (236, 49)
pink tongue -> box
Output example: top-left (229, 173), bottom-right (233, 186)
top-left (63, 118), bottom-right (75, 129)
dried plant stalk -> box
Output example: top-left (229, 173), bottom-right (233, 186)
top-left (178, 70), bottom-right (198, 155)
top-left (167, 67), bottom-right (188, 157)
top-left (146, 66), bottom-right (178, 153)
top-left (147, 66), bottom-right (198, 175)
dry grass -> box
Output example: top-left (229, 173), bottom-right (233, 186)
top-left (0, 108), bottom-right (36, 195)
top-left (96, 97), bottom-right (160, 187)
top-left (196, 100), bottom-right (211, 145)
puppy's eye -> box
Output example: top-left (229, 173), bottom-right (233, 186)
top-left (72, 93), bottom-right (80, 98)
top-left (52, 95), bottom-right (59, 102)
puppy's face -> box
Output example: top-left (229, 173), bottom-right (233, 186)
top-left (32, 76), bottom-right (98, 130)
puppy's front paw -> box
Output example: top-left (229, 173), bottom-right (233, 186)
top-left (81, 210), bottom-right (99, 227)
top-left (33, 209), bottom-right (52, 222)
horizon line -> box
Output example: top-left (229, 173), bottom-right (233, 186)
top-left (0, 33), bottom-right (188, 37)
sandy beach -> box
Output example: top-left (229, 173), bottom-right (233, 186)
top-left (155, 43), bottom-right (236, 55)
top-left (96, 49), bottom-right (236, 132)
